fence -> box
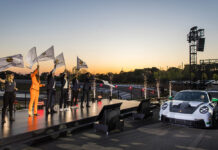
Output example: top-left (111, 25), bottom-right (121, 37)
top-left (0, 83), bottom-right (170, 110)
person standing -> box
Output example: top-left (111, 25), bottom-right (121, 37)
top-left (71, 74), bottom-right (80, 107)
top-left (0, 73), bottom-right (17, 124)
top-left (46, 69), bottom-right (57, 114)
top-left (59, 72), bottom-right (69, 111)
top-left (28, 65), bottom-right (45, 117)
top-left (81, 73), bottom-right (91, 108)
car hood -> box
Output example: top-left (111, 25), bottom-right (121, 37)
top-left (171, 100), bottom-right (205, 107)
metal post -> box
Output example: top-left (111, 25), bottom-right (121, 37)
top-left (141, 89), bottom-right (143, 99)
top-left (144, 73), bottom-right (147, 99)
top-left (25, 91), bottom-right (27, 108)
top-left (101, 91), bottom-right (103, 99)
top-left (131, 89), bottom-right (133, 100)
top-left (92, 76), bottom-right (96, 101)
top-left (108, 74), bottom-right (113, 100)
top-left (169, 81), bottom-right (172, 97)
top-left (157, 79), bottom-right (160, 99)
top-left (110, 86), bottom-right (112, 100)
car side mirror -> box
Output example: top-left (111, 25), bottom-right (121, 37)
top-left (212, 98), bottom-right (218, 102)
top-left (168, 96), bottom-right (173, 100)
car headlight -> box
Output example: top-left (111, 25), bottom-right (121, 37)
top-left (199, 106), bottom-right (209, 114)
top-left (162, 103), bottom-right (168, 110)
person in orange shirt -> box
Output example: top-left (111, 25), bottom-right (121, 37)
top-left (28, 65), bottom-right (45, 117)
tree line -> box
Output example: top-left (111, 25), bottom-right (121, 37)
top-left (1, 65), bottom-right (218, 84)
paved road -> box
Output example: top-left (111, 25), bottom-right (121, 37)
top-left (6, 109), bottom-right (212, 150)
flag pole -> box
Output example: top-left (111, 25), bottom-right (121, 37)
top-left (52, 47), bottom-right (56, 74)
top-left (35, 47), bottom-right (40, 75)
top-left (64, 53), bottom-right (66, 72)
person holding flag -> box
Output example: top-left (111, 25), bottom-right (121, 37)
top-left (59, 72), bottom-right (69, 111)
top-left (0, 73), bottom-right (18, 124)
top-left (28, 65), bottom-right (45, 117)
top-left (0, 54), bottom-right (24, 123)
top-left (53, 52), bottom-right (69, 111)
top-left (27, 46), bottom-right (55, 116)
top-left (71, 73), bottom-right (80, 107)
top-left (76, 57), bottom-right (89, 108)
top-left (45, 51), bottom-right (62, 114)
top-left (46, 67), bottom-right (57, 114)
top-left (81, 73), bottom-right (91, 108)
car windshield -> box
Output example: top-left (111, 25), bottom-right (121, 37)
top-left (173, 92), bottom-right (209, 102)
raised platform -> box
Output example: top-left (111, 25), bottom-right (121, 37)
top-left (0, 99), bottom-right (139, 147)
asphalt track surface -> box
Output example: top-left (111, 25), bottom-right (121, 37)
top-left (6, 108), bottom-right (215, 150)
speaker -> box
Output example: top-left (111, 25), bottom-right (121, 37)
top-left (133, 99), bottom-right (153, 120)
top-left (197, 38), bottom-right (205, 52)
top-left (95, 103), bottom-right (124, 134)
top-left (97, 103), bottom-right (122, 122)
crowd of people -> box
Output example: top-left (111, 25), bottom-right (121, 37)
top-left (0, 65), bottom-right (92, 125)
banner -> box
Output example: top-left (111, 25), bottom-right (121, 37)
top-left (77, 56), bottom-right (88, 70)
top-left (55, 52), bottom-right (65, 69)
top-left (38, 46), bottom-right (55, 62)
top-left (0, 54), bottom-right (24, 72)
top-left (26, 47), bottom-right (37, 69)
top-left (102, 80), bottom-right (115, 88)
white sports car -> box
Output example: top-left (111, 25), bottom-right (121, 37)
top-left (160, 90), bottom-right (218, 128)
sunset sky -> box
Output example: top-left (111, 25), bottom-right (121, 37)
top-left (0, 0), bottom-right (218, 74)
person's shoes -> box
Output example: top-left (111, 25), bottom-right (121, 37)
top-left (34, 114), bottom-right (40, 116)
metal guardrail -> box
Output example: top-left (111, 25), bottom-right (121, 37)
top-left (0, 85), bottom-right (166, 109)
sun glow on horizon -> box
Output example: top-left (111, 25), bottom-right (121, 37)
top-left (1, 0), bottom-right (218, 74)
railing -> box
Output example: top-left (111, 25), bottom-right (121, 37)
top-left (0, 84), bottom-right (169, 109)
top-left (0, 89), bottom-right (48, 109)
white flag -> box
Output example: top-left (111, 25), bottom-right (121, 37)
top-left (55, 53), bottom-right (65, 69)
top-left (26, 47), bottom-right (37, 69)
top-left (77, 56), bottom-right (88, 70)
top-left (102, 80), bottom-right (115, 88)
top-left (37, 46), bottom-right (55, 62)
top-left (0, 54), bottom-right (24, 72)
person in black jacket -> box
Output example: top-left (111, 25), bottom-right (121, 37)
top-left (71, 74), bottom-right (80, 107)
top-left (46, 70), bottom-right (56, 114)
top-left (81, 73), bottom-right (91, 108)
top-left (0, 73), bottom-right (18, 124)
top-left (59, 72), bottom-right (69, 111)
